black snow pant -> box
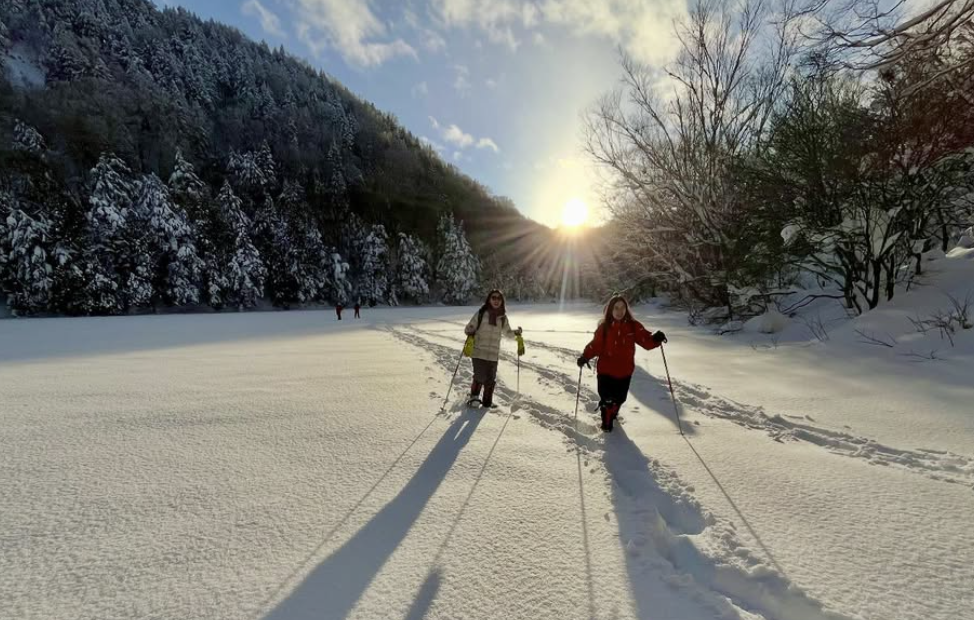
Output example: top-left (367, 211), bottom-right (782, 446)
top-left (597, 374), bottom-right (632, 407)
top-left (470, 358), bottom-right (499, 405)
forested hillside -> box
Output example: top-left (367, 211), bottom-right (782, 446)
top-left (0, 0), bottom-right (555, 315)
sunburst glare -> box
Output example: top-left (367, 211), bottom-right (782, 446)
top-left (561, 197), bottom-right (589, 228)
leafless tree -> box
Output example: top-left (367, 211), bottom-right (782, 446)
top-left (804, 0), bottom-right (974, 96)
top-left (585, 0), bottom-right (802, 317)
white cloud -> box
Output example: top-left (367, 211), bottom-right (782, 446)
top-left (522, 3), bottom-right (540, 28)
top-left (412, 81), bottom-right (429, 97)
top-left (485, 77), bottom-right (498, 89)
top-left (420, 136), bottom-right (445, 152)
top-left (428, 0), bottom-right (686, 65)
top-left (292, 0), bottom-right (417, 67)
top-left (444, 124), bottom-right (475, 148)
top-left (404, 6), bottom-right (448, 52)
top-left (453, 64), bottom-right (471, 95)
top-left (490, 26), bottom-right (520, 52)
top-left (403, 7), bottom-right (422, 28)
top-left (542, 0), bottom-right (687, 64)
top-left (429, 117), bottom-right (500, 155)
top-left (453, 151), bottom-right (464, 161)
top-left (242, 0), bottom-right (285, 38)
top-left (431, 0), bottom-right (527, 51)
top-left (423, 30), bottom-right (448, 52)
top-left (476, 137), bottom-right (500, 153)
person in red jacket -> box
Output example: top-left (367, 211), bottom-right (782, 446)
top-left (577, 295), bottom-right (667, 432)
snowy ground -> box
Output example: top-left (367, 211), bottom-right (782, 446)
top-left (2, 258), bottom-right (973, 620)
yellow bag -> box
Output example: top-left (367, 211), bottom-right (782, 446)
top-left (463, 335), bottom-right (475, 357)
top-left (516, 335), bottom-right (525, 357)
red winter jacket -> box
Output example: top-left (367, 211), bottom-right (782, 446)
top-left (582, 318), bottom-right (660, 378)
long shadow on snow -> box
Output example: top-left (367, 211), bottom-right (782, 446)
top-left (627, 364), bottom-right (697, 436)
top-left (263, 409), bottom-right (484, 620)
top-left (604, 426), bottom-right (852, 620)
top-left (389, 324), bottom-right (850, 619)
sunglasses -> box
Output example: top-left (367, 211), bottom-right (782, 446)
top-left (489, 295), bottom-right (502, 301)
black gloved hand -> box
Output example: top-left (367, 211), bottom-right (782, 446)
top-left (576, 356), bottom-right (590, 368)
top-left (652, 330), bottom-right (667, 344)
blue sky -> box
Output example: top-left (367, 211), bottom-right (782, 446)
top-left (157, 0), bottom-right (687, 227)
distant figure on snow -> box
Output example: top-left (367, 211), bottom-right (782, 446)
top-left (354, 302), bottom-right (361, 319)
top-left (576, 295), bottom-right (667, 432)
top-left (463, 289), bottom-right (523, 409)
top-left (335, 303), bottom-right (343, 321)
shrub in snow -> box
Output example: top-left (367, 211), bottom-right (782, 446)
top-left (13, 120), bottom-right (45, 154)
top-left (744, 308), bottom-right (790, 334)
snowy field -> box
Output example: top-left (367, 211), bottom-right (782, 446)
top-left (2, 262), bottom-right (973, 620)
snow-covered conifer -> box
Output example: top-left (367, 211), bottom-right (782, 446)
top-left (83, 152), bottom-right (136, 313)
top-left (217, 181), bottom-right (265, 309)
top-left (396, 232), bottom-right (429, 302)
top-left (329, 251), bottom-right (352, 304)
top-left (0, 198), bottom-right (53, 315)
top-left (358, 224), bottom-right (388, 305)
top-left (134, 174), bottom-right (202, 306)
top-left (436, 214), bottom-right (480, 304)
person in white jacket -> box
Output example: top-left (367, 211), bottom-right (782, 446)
top-left (464, 289), bottom-right (522, 408)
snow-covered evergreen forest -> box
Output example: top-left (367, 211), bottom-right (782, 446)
top-left (0, 0), bottom-right (559, 316)
top-left (2, 0), bottom-right (974, 325)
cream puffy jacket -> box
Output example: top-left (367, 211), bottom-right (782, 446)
top-left (465, 310), bottom-right (518, 361)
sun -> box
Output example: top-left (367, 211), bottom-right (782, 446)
top-left (561, 197), bottom-right (589, 228)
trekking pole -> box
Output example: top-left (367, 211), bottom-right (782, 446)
top-left (573, 366), bottom-right (583, 423)
top-left (516, 355), bottom-right (520, 396)
top-left (514, 332), bottom-right (525, 403)
top-left (659, 344), bottom-right (684, 436)
top-left (441, 346), bottom-right (465, 412)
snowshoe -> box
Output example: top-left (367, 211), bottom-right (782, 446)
top-left (466, 397), bottom-right (483, 407)
top-left (481, 383), bottom-right (497, 410)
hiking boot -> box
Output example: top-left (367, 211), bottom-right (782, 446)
top-left (482, 382), bottom-right (496, 408)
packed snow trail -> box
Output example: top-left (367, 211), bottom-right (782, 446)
top-left (521, 333), bottom-right (974, 487)
top-left (2, 306), bottom-right (972, 620)
top-left (389, 324), bottom-right (854, 620)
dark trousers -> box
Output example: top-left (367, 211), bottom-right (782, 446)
top-left (597, 374), bottom-right (632, 406)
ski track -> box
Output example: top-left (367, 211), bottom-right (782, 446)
top-left (522, 335), bottom-right (974, 489)
top-left (387, 325), bottom-right (855, 620)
